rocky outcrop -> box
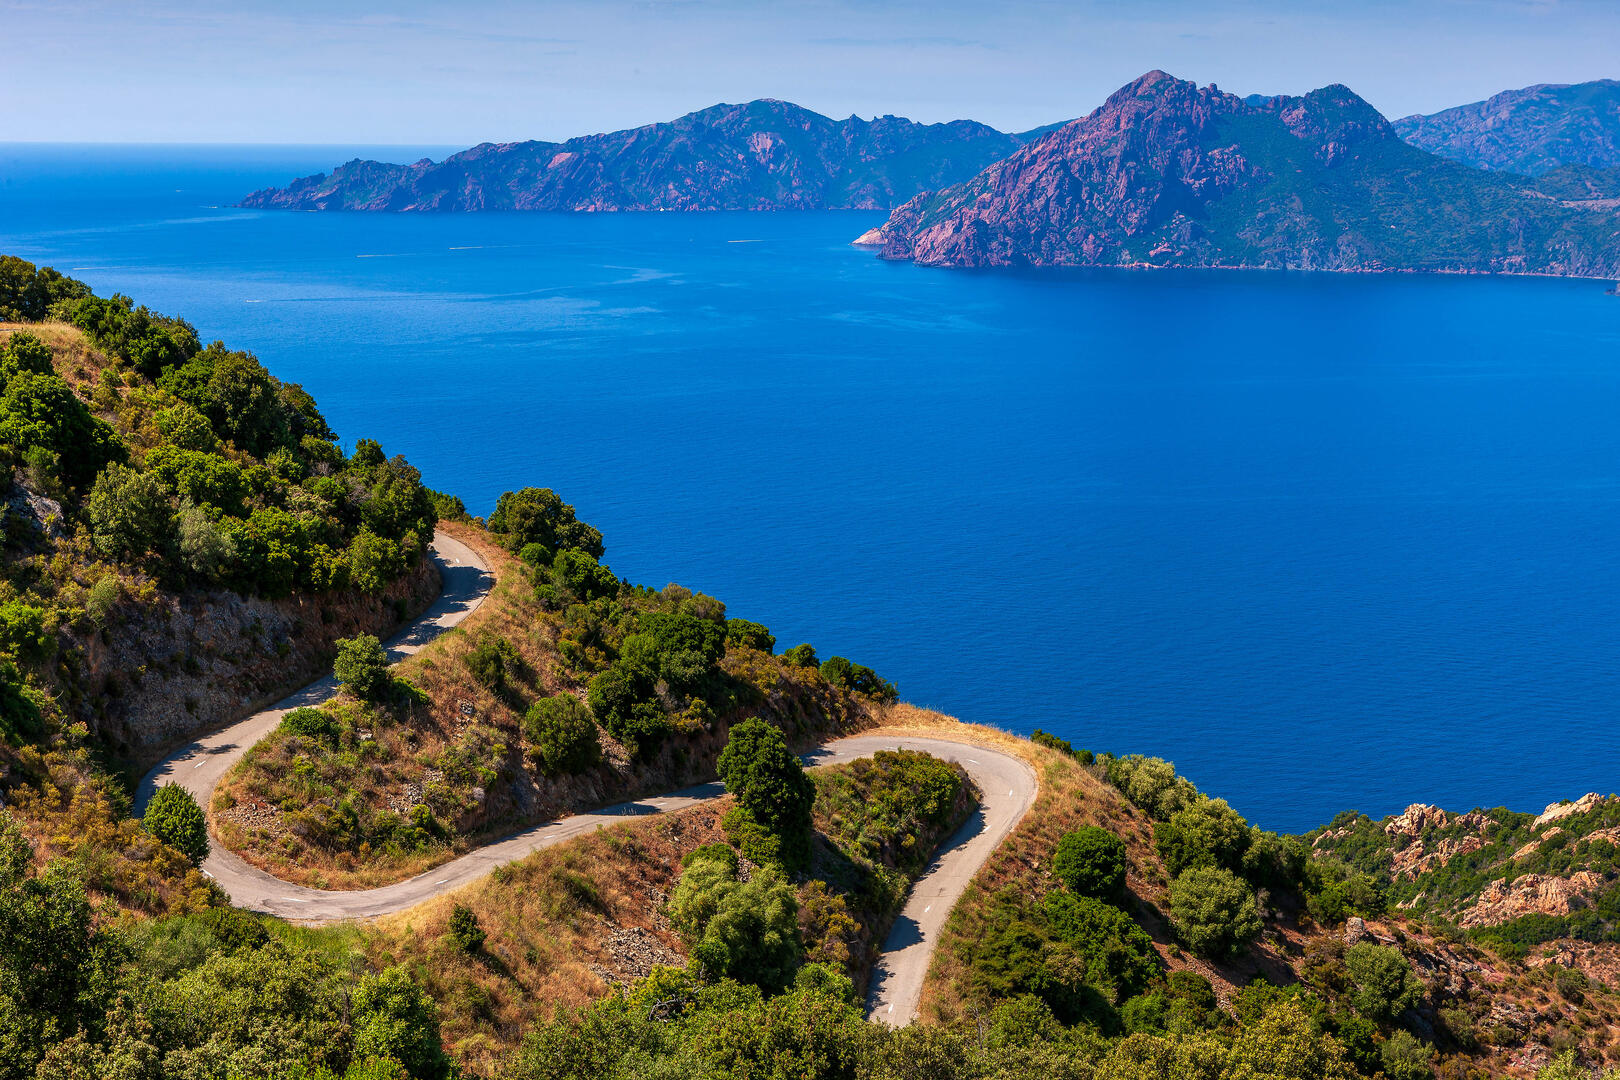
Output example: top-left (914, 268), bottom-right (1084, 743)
top-left (1533, 792), bottom-right (1609, 829)
top-left (867, 70), bottom-right (1620, 277)
top-left (1395, 80), bottom-right (1620, 175)
top-left (242, 100), bottom-right (1042, 213)
top-left (1459, 871), bottom-right (1605, 929)
top-left (76, 557), bottom-right (438, 763)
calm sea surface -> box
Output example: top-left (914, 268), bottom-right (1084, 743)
top-left (4, 144), bottom-right (1619, 832)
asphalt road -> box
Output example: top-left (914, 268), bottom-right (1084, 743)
top-left (135, 530), bottom-right (1038, 1026)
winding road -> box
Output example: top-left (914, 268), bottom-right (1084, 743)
top-left (135, 529), bottom-right (1038, 1025)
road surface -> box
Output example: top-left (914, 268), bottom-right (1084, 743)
top-left (136, 529), bottom-right (1038, 1025)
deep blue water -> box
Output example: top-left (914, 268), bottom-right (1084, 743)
top-left (4, 144), bottom-right (1619, 833)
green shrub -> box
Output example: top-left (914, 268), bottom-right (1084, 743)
top-left (1167, 866), bottom-right (1261, 959)
top-left (1053, 826), bottom-right (1128, 903)
top-left (1119, 991), bottom-right (1168, 1034)
top-left (717, 718), bottom-right (814, 868)
top-left (818, 655), bottom-right (898, 701)
top-left (352, 965), bottom-right (448, 1079)
top-left (523, 694), bottom-right (601, 775)
top-left (280, 707), bottom-right (340, 746)
top-left (782, 643), bottom-right (818, 668)
top-left (1379, 1029), bottom-right (1434, 1080)
top-left (333, 635), bottom-right (391, 701)
top-left (447, 905), bottom-right (485, 953)
top-left (724, 619), bottom-right (775, 653)
top-left (586, 662), bottom-right (667, 759)
top-left (668, 847), bottom-right (802, 992)
top-left (488, 487), bottom-right (603, 559)
top-left (1106, 755), bottom-right (1201, 821)
top-left (466, 635), bottom-right (520, 690)
top-left (551, 549), bottom-right (618, 602)
top-left (1041, 891), bottom-right (1158, 1003)
top-left (1345, 942), bottom-right (1422, 1023)
top-left (1155, 798), bottom-right (1252, 877)
top-left (86, 463), bottom-right (171, 561)
top-left (144, 784), bottom-right (209, 866)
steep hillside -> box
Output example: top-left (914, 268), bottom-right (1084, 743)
top-left (865, 71), bottom-right (1620, 276)
top-left (1395, 80), bottom-right (1620, 175)
top-left (240, 99), bottom-right (1034, 212)
top-left (213, 518), bottom-right (891, 889)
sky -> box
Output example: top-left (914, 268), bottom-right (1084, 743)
top-left (2, 0), bottom-right (1617, 144)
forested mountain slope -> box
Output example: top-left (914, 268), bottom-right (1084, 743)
top-left (241, 99), bottom-right (1039, 212)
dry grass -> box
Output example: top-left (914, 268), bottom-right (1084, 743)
top-left (364, 797), bottom-right (731, 1073)
top-left (0, 320), bottom-right (114, 393)
top-left (215, 518), bottom-right (879, 889)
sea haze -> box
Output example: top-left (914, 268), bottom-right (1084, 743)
top-left (3, 145), bottom-right (1619, 834)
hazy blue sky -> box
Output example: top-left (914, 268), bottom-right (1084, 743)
top-left (3, 0), bottom-right (1617, 144)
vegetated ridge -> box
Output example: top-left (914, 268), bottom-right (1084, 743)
top-left (864, 70), bottom-right (1620, 276)
top-left (1394, 80), bottom-right (1620, 176)
top-left (240, 99), bottom-right (1048, 212)
top-left (4, 254), bottom-right (1620, 1079)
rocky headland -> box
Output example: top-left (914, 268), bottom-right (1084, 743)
top-left (863, 70), bottom-right (1620, 276)
top-left (241, 100), bottom-right (1046, 212)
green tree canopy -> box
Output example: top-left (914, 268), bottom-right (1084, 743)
top-left (716, 718), bottom-right (814, 867)
top-left (143, 784), bottom-right (209, 866)
top-left (1053, 826), bottom-right (1128, 903)
top-left (488, 487), bottom-right (603, 560)
top-left (1168, 866), bottom-right (1261, 960)
top-left (333, 635), bottom-right (391, 701)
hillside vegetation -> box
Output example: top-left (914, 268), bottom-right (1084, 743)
top-left (3, 255), bottom-right (1619, 1080)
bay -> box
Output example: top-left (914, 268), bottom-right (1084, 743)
top-left (4, 143), bottom-right (1619, 832)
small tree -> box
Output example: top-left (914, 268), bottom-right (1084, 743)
top-left (465, 635), bottom-right (519, 691)
top-left (85, 463), bottom-right (172, 561)
top-left (1345, 942), bottom-right (1423, 1023)
top-left (1168, 866), bottom-right (1261, 959)
top-left (333, 634), bottom-right (391, 701)
top-left (716, 718), bottom-right (814, 867)
top-left (352, 965), bottom-right (448, 1078)
top-left (523, 694), bottom-right (600, 775)
top-left (144, 784), bottom-right (208, 865)
top-left (782, 643), bottom-right (818, 668)
top-left (1155, 797), bottom-right (1252, 877)
top-left (447, 905), bottom-right (484, 953)
top-left (1053, 826), bottom-right (1128, 903)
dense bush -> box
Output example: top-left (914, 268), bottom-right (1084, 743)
top-left (1154, 797), bottom-right (1252, 877)
top-left (466, 635), bottom-right (520, 690)
top-left (1032, 729), bottom-right (1095, 764)
top-left (334, 635), bottom-right (392, 701)
top-left (818, 655), bottom-right (898, 701)
top-left (1041, 891), bottom-right (1158, 1002)
top-left (143, 784), bottom-right (209, 866)
top-left (716, 718), bottom-right (815, 867)
top-left (523, 694), bottom-right (601, 775)
top-left (1053, 826), bottom-right (1128, 903)
top-left (1104, 755), bottom-right (1201, 821)
top-left (281, 706), bottom-right (341, 745)
top-left (447, 905), bottom-right (485, 953)
top-left (1168, 866), bottom-right (1261, 959)
top-left (0, 256), bottom-right (89, 321)
top-left (781, 643), bottom-right (818, 668)
top-left (586, 663), bottom-right (667, 759)
top-left (488, 487), bottom-right (603, 560)
top-left (668, 844), bottom-right (802, 992)
top-left (549, 548), bottom-right (619, 603)
top-left (724, 618), bottom-right (775, 653)
top-left (1344, 942), bottom-right (1423, 1023)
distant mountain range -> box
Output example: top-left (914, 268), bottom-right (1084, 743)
top-left (864, 71), bottom-right (1620, 277)
top-left (241, 100), bottom-right (1052, 212)
top-left (1394, 80), bottom-right (1620, 175)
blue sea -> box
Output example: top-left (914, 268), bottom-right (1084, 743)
top-left (4, 143), bottom-right (1619, 833)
